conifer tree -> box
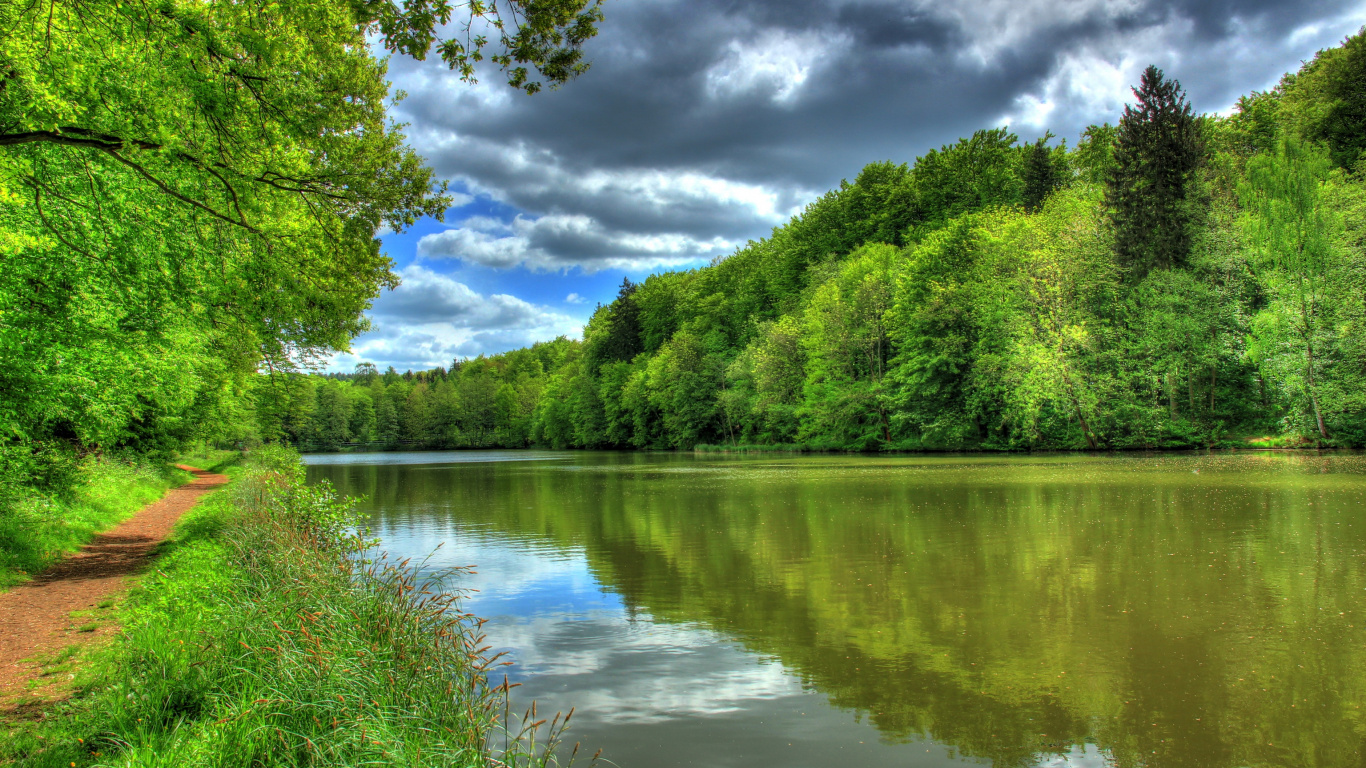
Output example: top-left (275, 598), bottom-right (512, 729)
top-left (1022, 132), bottom-right (1059, 213)
top-left (602, 278), bottom-right (644, 364)
top-left (1106, 66), bottom-right (1204, 277)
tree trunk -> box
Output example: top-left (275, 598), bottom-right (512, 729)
top-left (1208, 366), bottom-right (1217, 412)
top-left (1166, 371), bottom-right (1177, 420)
top-left (1061, 368), bottom-right (1099, 450)
top-left (1075, 408), bottom-right (1099, 450)
top-left (1306, 341), bottom-right (1329, 442)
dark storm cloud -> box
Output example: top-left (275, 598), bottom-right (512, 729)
top-left (1166, 0), bottom-right (1348, 40)
top-left (389, 0), bottom-right (1364, 272)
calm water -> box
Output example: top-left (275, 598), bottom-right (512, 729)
top-left (305, 451), bottom-right (1366, 768)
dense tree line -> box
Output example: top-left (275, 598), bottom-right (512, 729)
top-left (244, 31), bottom-right (1366, 452)
top-left (238, 341), bottom-right (573, 450)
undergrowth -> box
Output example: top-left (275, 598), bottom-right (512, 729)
top-left (0, 457), bottom-right (192, 589)
top-left (1, 446), bottom-right (591, 767)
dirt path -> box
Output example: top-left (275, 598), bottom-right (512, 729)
top-left (0, 466), bottom-right (228, 696)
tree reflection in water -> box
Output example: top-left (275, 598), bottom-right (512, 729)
top-left (311, 452), bottom-right (1366, 768)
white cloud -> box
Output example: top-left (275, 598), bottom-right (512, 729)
top-left (705, 29), bottom-right (849, 105)
top-left (329, 265), bottom-right (583, 370)
top-left (417, 222), bottom-right (531, 270)
top-left (997, 16), bottom-right (1216, 130)
top-left (372, 264), bottom-right (568, 329)
top-left (1001, 46), bottom-right (1138, 129)
top-left (400, 123), bottom-right (815, 272)
top-left (566, 293), bottom-right (587, 304)
top-left (417, 212), bottom-right (739, 272)
top-left (914, 0), bottom-right (1146, 64)
top-left (414, 128), bottom-right (804, 221)
top-left (404, 122), bottom-right (808, 217)
top-left (574, 168), bottom-right (796, 220)
top-left (1001, 3), bottom-right (1366, 132)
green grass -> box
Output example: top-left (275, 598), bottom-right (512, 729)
top-left (1240, 433), bottom-right (1317, 448)
top-left (0, 459), bottom-right (192, 590)
top-left (1, 448), bottom-right (588, 768)
top-left (175, 445), bottom-right (243, 473)
top-left (694, 442), bottom-right (822, 453)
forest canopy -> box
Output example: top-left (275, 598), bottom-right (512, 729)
top-left (237, 31), bottom-right (1366, 454)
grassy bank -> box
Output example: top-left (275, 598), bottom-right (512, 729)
top-left (2, 447), bottom-right (584, 767)
top-left (0, 458), bottom-right (193, 590)
top-left (695, 432), bottom-right (1320, 454)
top-left (174, 446), bottom-right (243, 474)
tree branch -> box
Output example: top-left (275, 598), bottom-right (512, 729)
top-left (104, 147), bottom-right (262, 234)
top-left (0, 127), bottom-right (159, 150)
top-left (27, 181), bottom-right (96, 261)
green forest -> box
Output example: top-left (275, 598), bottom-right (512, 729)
top-left (6, 9), bottom-right (1366, 496)
top-left (233, 32), bottom-right (1366, 454)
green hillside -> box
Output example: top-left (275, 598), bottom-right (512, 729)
top-left (241, 32), bottom-right (1366, 452)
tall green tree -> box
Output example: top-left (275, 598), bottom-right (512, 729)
top-left (975, 192), bottom-right (1117, 449)
top-left (1240, 137), bottom-right (1340, 441)
top-left (1022, 133), bottom-right (1061, 213)
top-left (585, 278), bottom-right (644, 369)
top-left (1074, 124), bottom-right (1118, 186)
top-left (375, 389), bottom-right (400, 444)
top-left (885, 219), bottom-right (983, 446)
top-left (1312, 28), bottom-right (1366, 170)
top-left (799, 244), bottom-right (897, 447)
top-left (1107, 66), bottom-right (1204, 277)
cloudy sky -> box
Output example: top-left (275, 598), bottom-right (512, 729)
top-left (332, 0), bottom-right (1366, 372)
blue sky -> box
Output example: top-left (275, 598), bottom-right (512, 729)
top-left (329, 0), bottom-right (1366, 373)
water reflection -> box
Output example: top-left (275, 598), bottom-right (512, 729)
top-left (306, 452), bottom-right (1366, 767)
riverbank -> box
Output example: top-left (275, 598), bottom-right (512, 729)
top-left (1, 448), bottom-right (578, 767)
top-left (289, 431), bottom-right (1330, 457)
top-left (689, 434), bottom-right (1327, 453)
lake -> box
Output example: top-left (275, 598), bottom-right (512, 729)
top-left (304, 451), bottom-right (1366, 768)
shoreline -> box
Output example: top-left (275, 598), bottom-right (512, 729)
top-left (289, 441), bottom-right (1354, 456)
top-left (1, 449), bottom-right (579, 768)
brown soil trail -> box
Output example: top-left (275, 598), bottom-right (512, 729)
top-left (0, 466), bottom-right (228, 695)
